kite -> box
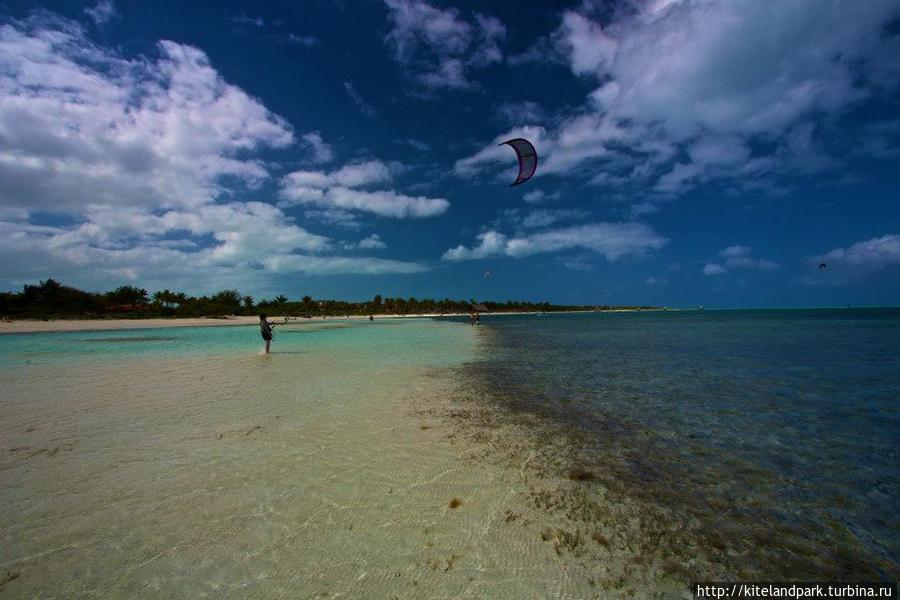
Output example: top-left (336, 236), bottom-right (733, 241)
top-left (819, 263), bottom-right (827, 270)
top-left (499, 138), bottom-right (538, 186)
top-left (484, 270), bottom-right (492, 278)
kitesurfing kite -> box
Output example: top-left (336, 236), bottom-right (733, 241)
top-left (484, 270), bottom-right (492, 278)
top-left (500, 138), bottom-right (538, 186)
top-left (819, 263), bottom-right (827, 270)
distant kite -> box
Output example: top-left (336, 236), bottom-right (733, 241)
top-left (499, 138), bottom-right (538, 186)
top-left (819, 263), bottom-right (827, 270)
top-left (484, 271), bottom-right (492, 278)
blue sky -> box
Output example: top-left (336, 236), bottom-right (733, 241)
top-left (1, 0), bottom-right (899, 307)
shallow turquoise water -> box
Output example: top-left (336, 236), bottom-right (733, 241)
top-left (0, 319), bottom-right (462, 369)
top-left (8, 318), bottom-right (584, 599)
top-left (458, 308), bottom-right (900, 577)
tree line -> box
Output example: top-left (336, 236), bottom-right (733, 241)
top-left (0, 279), bottom-right (656, 319)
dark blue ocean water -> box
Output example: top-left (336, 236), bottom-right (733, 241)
top-left (463, 309), bottom-right (900, 577)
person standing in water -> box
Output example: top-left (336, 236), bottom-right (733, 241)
top-left (259, 313), bottom-right (287, 354)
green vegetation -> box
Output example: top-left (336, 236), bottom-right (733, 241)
top-left (0, 279), bottom-right (658, 319)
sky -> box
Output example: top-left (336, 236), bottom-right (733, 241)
top-left (1, 0), bottom-right (899, 307)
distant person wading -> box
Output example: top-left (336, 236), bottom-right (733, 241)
top-left (259, 313), bottom-right (287, 354)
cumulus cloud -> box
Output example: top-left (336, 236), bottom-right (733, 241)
top-left (0, 18), bottom-right (294, 214)
top-left (0, 12), bottom-right (424, 292)
top-left (280, 160), bottom-right (449, 218)
top-left (0, 203), bottom-right (426, 292)
top-left (443, 222), bottom-right (667, 261)
top-left (458, 1), bottom-right (900, 196)
top-left (384, 0), bottom-right (505, 90)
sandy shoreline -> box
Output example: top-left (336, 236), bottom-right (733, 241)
top-left (0, 309), bottom-right (644, 334)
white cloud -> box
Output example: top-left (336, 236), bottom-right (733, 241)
top-left (688, 135), bottom-right (751, 166)
top-left (703, 263), bottom-right (726, 276)
top-left (84, 0), bottom-right (117, 26)
top-left (459, 1), bottom-right (900, 195)
top-left (280, 160), bottom-right (449, 218)
top-left (720, 245), bottom-right (751, 259)
top-left (443, 222), bottom-right (667, 261)
top-left (0, 19), bottom-right (294, 214)
top-left (384, 0), bottom-right (505, 90)
top-left (523, 190), bottom-right (545, 204)
top-left (262, 254), bottom-right (426, 275)
top-left (0, 206), bottom-right (425, 292)
top-left (719, 245), bottom-right (779, 270)
top-left (556, 11), bottom-right (617, 76)
top-left (703, 245), bottom-right (779, 275)
top-left (443, 230), bottom-right (508, 261)
top-left (357, 234), bottom-right (387, 249)
top-left (301, 132), bottom-right (334, 164)
top-left (818, 234), bottom-right (900, 269)
top-left (283, 160), bottom-right (392, 191)
top-left (0, 13), bottom-right (425, 293)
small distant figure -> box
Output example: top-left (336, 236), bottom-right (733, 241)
top-left (475, 312), bottom-right (480, 326)
top-left (369, 315), bottom-right (374, 321)
top-left (259, 313), bottom-right (287, 354)
top-left (468, 312), bottom-right (476, 326)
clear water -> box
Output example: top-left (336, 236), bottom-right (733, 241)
top-left (2, 312), bottom-right (898, 598)
top-left (0, 319), bottom-right (462, 368)
top-left (457, 309), bottom-right (900, 579)
top-left (7, 320), bottom-right (588, 598)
